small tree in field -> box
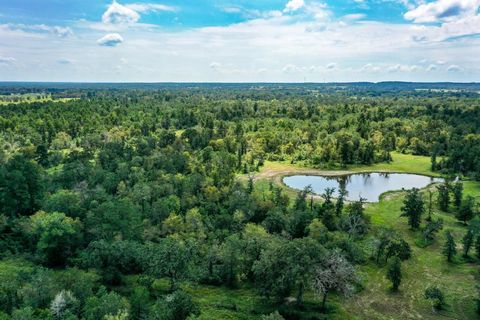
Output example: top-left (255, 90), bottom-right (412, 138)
top-left (400, 188), bottom-right (424, 229)
top-left (451, 182), bottom-right (463, 208)
top-left (475, 235), bottom-right (480, 259)
top-left (456, 196), bottom-right (475, 225)
top-left (442, 231), bottom-right (457, 262)
top-left (312, 251), bottom-right (357, 310)
top-left (424, 286), bottom-right (445, 310)
top-left (462, 230), bottom-right (474, 257)
top-left (437, 183), bottom-right (450, 212)
top-left (386, 257), bottom-right (402, 292)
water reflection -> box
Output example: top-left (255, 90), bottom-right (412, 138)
top-left (283, 172), bottom-right (443, 202)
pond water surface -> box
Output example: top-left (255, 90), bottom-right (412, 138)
top-left (283, 172), bottom-right (443, 202)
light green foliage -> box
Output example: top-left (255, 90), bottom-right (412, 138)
top-left (83, 289), bottom-right (130, 320)
top-left (30, 211), bottom-right (82, 266)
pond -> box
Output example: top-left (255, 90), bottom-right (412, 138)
top-left (283, 172), bottom-right (443, 202)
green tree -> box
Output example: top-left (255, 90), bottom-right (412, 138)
top-left (437, 183), bottom-right (450, 212)
top-left (335, 188), bottom-right (348, 216)
top-left (452, 182), bottom-right (463, 208)
top-left (476, 234), bottom-right (480, 259)
top-left (462, 230), bottom-right (474, 257)
top-left (456, 196), bottom-right (475, 225)
top-left (43, 190), bottom-right (83, 218)
top-left (423, 219), bottom-right (443, 243)
top-left (83, 288), bottom-right (129, 320)
top-left (86, 199), bottom-right (141, 241)
top-left (0, 154), bottom-right (44, 216)
top-left (148, 290), bottom-right (199, 320)
top-left (424, 286), bottom-right (445, 310)
top-left (443, 231), bottom-right (457, 262)
top-left (145, 238), bottom-right (195, 291)
top-left (400, 188), bottom-right (424, 229)
top-left (30, 211), bottom-right (82, 267)
top-left (386, 257), bottom-right (402, 292)
top-left (253, 238), bottom-right (325, 304)
top-left (129, 286), bottom-right (150, 320)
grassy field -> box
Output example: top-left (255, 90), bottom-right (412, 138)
top-left (352, 185), bottom-right (479, 320)
top-left (0, 94), bottom-right (76, 105)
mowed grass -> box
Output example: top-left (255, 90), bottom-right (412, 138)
top-left (257, 152), bottom-right (438, 177)
top-left (350, 152), bottom-right (440, 176)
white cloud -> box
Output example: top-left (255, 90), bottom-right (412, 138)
top-left (209, 62), bottom-right (221, 69)
top-left (404, 0), bottom-right (480, 23)
top-left (0, 56), bottom-right (15, 64)
top-left (409, 15), bottom-right (480, 42)
top-left (342, 13), bottom-right (366, 21)
top-left (125, 3), bottom-right (176, 13)
top-left (427, 64), bottom-right (438, 71)
top-left (305, 2), bottom-right (331, 21)
top-left (2, 1), bottom-right (480, 82)
top-left (97, 33), bottom-right (124, 46)
top-left (284, 0), bottom-right (305, 13)
top-left (283, 64), bottom-right (300, 73)
top-left (4, 24), bottom-right (73, 37)
top-left (103, 1), bottom-right (140, 24)
top-left (57, 58), bottom-right (74, 64)
top-left (102, 1), bottom-right (176, 26)
top-left (447, 64), bottom-right (462, 71)
top-left (361, 63), bottom-right (381, 72)
top-left (326, 62), bottom-right (337, 69)
top-left (387, 64), bottom-right (421, 73)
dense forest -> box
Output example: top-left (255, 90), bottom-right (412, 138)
top-left (0, 84), bottom-right (479, 320)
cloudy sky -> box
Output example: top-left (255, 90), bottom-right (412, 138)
top-left (0, 0), bottom-right (479, 82)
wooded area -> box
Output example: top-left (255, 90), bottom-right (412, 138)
top-left (0, 84), bottom-right (479, 319)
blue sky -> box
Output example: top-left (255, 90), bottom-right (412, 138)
top-left (0, 0), bottom-right (479, 82)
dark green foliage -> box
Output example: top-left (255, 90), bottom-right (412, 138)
top-left (424, 286), bottom-right (445, 310)
top-left (30, 211), bottom-right (83, 267)
top-left (423, 219), bottom-right (444, 243)
top-left (0, 86), bottom-right (480, 319)
top-left (86, 199), bottom-right (142, 241)
top-left (83, 288), bottom-right (129, 320)
top-left (456, 196), bottom-right (476, 224)
top-left (145, 238), bottom-right (196, 291)
top-left (437, 184), bottom-right (450, 212)
top-left (253, 238), bottom-right (325, 304)
top-left (452, 182), bottom-right (463, 208)
top-left (0, 154), bottom-right (44, 216)
top-left (149, 290), bottom-right (199, 320)
top-left (374, 228), bottom-right (411, 264)
top-left (400, 188), bottom-right (424, 229)
top-left (462, 230), bottom-right (474, 257)
top-left (81, 240), bottom-right (144, 285)
top-left (43, 190), bottom-right (84, 218)
top-left (443, 231), bottom-right (457, 262)
top-left (476, 234), bottom-right (480, 259)
top-left (387, 257), bottom-right (402, 291)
